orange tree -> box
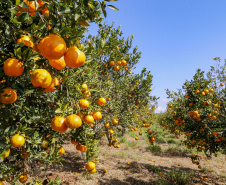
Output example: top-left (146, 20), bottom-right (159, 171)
top-left (0, 0), bottom-right (157, 183)
top-left (158, 58), bottom-right (226, 167)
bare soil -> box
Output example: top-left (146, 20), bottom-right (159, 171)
top-left (33, 133), bottom-right (226, 185)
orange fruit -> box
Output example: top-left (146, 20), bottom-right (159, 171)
top-left (135, 136), bottom-right (139, 140)
top-left (31, 69), bottom-right (52, 88)
top-left (114, 66), bottom-right (119, 71)
top-left (81, 83), bottom-right (88, 91)
top-left (49, 56), bottom-right (66, 70)
top-left (41, 140), bottom-right (49, 149)
top-left (20, 150), bottom-right (29, 158)
top-left (121, 60), bottom-right (127, 66)
top-left (58, 147), bottom-right (65, 155)
top-left (0, 181), bottom-right (4, 185)
top-left (0, 88), bottom-right (17, 104)
top-left (109, 61), bottom-right (115, 66)
top-left (16, 0), bottom-right (36, 16)
top-left (37, 0), bottom-right (49, 15)
top-left (88, 168), bottom-right (96, 174)
top-left (76, 112), bottom-right (85, 120)
top-left (85, 162), bottom-right (96, 171)
top-left (76, 144), bottom-right (87, 152)
top-left (64, 46), bottom-right (86, 68)
top-left (98, 97), bottom-right (106, 105)
top-left (79, 99), bottom-right (89, 109)
top-left (109, 130), bottom-right (113, 135)
top-left (19, 174), bottom-right (28, 183)
top-left (71, 140), bottom-right (78, 145)
top-left (11, 134), bottom-right (25, 148)
top-left (128, 71), bottom-right (131, 74)
top-left (105, 122), bottom-right (110, 127)
top-left (51, 116), bottom-right (68, 133)
top-left (112, 119), bottom-right (118, 125)
top-left (44, 77), bottom-right (60, 92)
top-left (65, 114), bottom-right (82, 129)
top-left (38, 34), bottom-right (66, 60)
top-left (4, 58), bottom-right (24, 76)
top-left (117, 61), bottom-right (122, 66)
top-left (93, 111), bottom-right (102, 120)
top-left (84, 115), bottom-right (94, 124)
top-left (17, 35), bottom-right (34, 48)
top-left (2, 148), bottom-right (10, 158)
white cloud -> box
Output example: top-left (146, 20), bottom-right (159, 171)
top-left (154, 98), bottom-right (170, 113)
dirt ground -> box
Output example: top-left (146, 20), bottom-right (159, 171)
top-left (33, 131), bottom-right (226, 185)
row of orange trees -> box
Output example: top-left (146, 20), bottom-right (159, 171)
top-left (158, 58), bottom-right (226, 165)
top-left (0, 0), bottom-right (157, 183)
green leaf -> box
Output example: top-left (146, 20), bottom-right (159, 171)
top-left (107, 5), bottom-right (119, 11)
top-left (16, 0), bottom-right (20, 5)
top-left (38, 22), bottom-right (46, 30)
top-left (3, 168), bottom-right (14, 175)
top-left (60, 27), bottom-right (70, 36)
top-left (74, 14), bottom-right (80, 21)
top-left (55, 108), bottom-right (62, 113)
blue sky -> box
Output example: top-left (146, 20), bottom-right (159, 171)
top-left (88, 0), bottom-right (226, 113)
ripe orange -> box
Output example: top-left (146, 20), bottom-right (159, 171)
top-left (93, 111), bottom-right (102, 120)
top-left (121, 60), bottom-right (127, 66)
top-left (79, 99), bottom-right (89, 109)
top-left (195, 89), bottom-right (200, 94)
top-left (11, 134), bottom-right (25, 148)
top-left (41, 140), bottom-right (49, 149)
top-left (84, 115), bottom-right (94, 124)
top-left (65, 114), bottom-right (82, 129)
top-left (105, 122), bottom-right (110, 127)
top-left (49, 56), bottom-right (66, 70)
top-left (109, 130), bottom-right (113, 135)
top-left (76, 112), bottom-right (85, 120)
top-left (51, 116), bottom-right (68, 133)
top-left (76, 144), bottom-right (87, 152)
top-left (114, 66), bottom-right (119, 71)
top-left (220, 83), bottom-right (224, 86)
top-left (109, 61), bottom-right (115, 66)
top-left (81, 83), bottom-right (88, 91)
top-left (71, 140), bottom-right (78, 145)
top-left (31, 69), bottom-right (52, 88)
top-left (19, 174), bottom-right (28, 183)
top-left (0, 181), bottom-right (4, 185)
top-left (86, 162), bottom-right (96, 171)
top-left (38, 34), bottom-right (66, 60)
top-left (98, 97), bottom-right (106, 105)
top-left (16, 0), bottom-right (36, 16)
top-left (44, 77), bottom-right (60, 92)
top-left (0, 88), bottom-right (17, 104)
top-left (112, 119), bottom-right (118, 125)
top-left (58, 147), bottom-right (65, 155)
top-left (88, 168), bottom-right (96, 174)
top-left (117, 61), bottom-right (122, 66)
top-left (20, 150), bottom-right (29, 158)
top-left (135, 136), bottom-right (139, 140)
top-left (17, 35), bottom-right (34, 48)
top-left (4, 58), bottom-right (24, 76)
top-left (64, 46), bottom-right (86, 68)
top-left (37, 0), bottom-right (49, 15)
top-left (2, 148), bottom-right (10, 158)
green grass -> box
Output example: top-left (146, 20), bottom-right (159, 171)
top-left (127, 141), bottom-right (137, 148)
top-left (156, 169), bottom-right (194, 185)
top-left (148, 144), bottom-right (162, 155)
top-left (167, 138), bottom-right (176, 144)
top-left (128, 131), bottom-right (137, 138)
top-left (200, 167), bottom-right (213, 173)
top-left (119, 136), bottom-right (126, 143)
top-left (155, 136), bottom-right (166, 144)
